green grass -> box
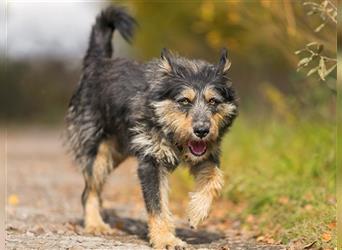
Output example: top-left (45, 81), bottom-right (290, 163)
top-left (220, 115), bottom-right (336, 248)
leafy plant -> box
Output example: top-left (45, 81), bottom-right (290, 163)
top-left (296, 0), bottom-right (337, 86)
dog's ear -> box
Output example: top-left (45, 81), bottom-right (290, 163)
top-left (161, 48), bottom-right (172, 61)
top-left (160, 48), bottom-right (173, 72)
top-left (217, 48), bottom-right (231, 74)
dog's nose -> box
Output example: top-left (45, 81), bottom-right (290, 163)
top-left (194, 127), bottom-right (209, 138)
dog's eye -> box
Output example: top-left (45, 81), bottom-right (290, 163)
top-left (178, 98), bottom-right (191, 105)
top-left (208, 98), bottom-right (218, 105)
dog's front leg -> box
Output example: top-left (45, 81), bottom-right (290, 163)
top-left (187, 161), bottom-right (224, 229)
top-left (138, 159), bottom-right (186, 250)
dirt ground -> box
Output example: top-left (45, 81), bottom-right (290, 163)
top-left (5, 127), bottom-right (285, 250)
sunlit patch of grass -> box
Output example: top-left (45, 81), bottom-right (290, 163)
top-left (221, 115), bottom-right (336, 248)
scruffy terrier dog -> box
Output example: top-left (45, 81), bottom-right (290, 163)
top-left (65, 6), bottom-right (238, 250)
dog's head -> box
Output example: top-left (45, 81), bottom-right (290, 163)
top-left (149, 48), bottom-right (238, 164)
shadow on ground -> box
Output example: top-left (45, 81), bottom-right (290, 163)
top-left (69, 209), bottom-right (223, 245)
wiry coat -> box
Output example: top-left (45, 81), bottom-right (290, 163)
top-left (65, 6), bottom-right (238, 250)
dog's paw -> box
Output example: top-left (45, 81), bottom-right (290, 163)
top-left (151, 233), bottom-right (187, 250)
top-left (165, 237), bottom-right (187, 250)
top-left (84, 221), bottom-right (114, 235)
top-left (187, 192), bottom-right (212, 229)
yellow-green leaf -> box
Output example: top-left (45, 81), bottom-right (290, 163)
top-left (298, 57), bottom-right (311, 67)
top-left (318, 58), bottom-right (327, 80)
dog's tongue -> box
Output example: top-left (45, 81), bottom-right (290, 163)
top-left (188, 141), bottom-right (207, 156)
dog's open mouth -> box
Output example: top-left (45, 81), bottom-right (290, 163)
top-left (188, 140), bottom-right (207, 156)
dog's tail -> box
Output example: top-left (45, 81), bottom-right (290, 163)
top-left (83, 6), bottom-right (136, 66)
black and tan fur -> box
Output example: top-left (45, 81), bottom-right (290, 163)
top-left (65, 6), bottom-right (238, 250)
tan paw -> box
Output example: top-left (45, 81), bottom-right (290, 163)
top-left (187, 192), bottom-right (212, 229)
top-left (84, 221), bottom-right (114, 235)
top-left (152, 234), bottom-right (187, 250)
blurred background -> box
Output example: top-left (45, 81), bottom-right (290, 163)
top-left (2, 0), bottom-right (337, 249)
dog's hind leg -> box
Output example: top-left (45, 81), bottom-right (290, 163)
top-left (82, 138), bottom-right (124, 234)
top-left (187, 161), bottom-right (224, 229)
top-left (138, 160), bottom-right (186, 249)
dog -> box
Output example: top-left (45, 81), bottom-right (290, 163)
top-left (65, 6), bottom-right (238, 250)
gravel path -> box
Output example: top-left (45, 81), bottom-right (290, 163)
top-left (5, 128), bottom-right (285, 250)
